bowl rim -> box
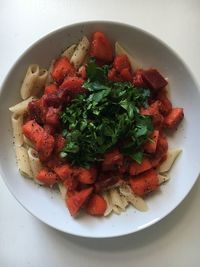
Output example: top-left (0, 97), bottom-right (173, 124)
top-left (0, 20), bottom-right (200, 238)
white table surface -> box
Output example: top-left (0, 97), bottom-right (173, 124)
top-left (1, 0), bottom-right (200, 266)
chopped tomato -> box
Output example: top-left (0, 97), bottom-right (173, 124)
top-left (156, 89), bottom-right (172, 115)
top-left (164, 108), bottom-right (184, 129)
top-left (129, 157), bottom-right (152, 176)
top-left (144, 130), bottom-right (159, 154)
top-left (45, 107), bottom-right (60, 127)
top-left (120, 68), bottom-right (132, 81)
top-left (132, 69), bottom-right (147, 87)
top-left (86, 194), bottom-right (107, 216)
top-left (36, 168), bottom-right (59, 186)
top-left (53, 164), bottom-right (73, 182)
top-left (113, 55), bottom-right (131, 71)
top-left (102, 148), bottom-right (123, 171)
top-left (66, 187), bottom-right (93, 216)
top-left (44, 83), bottom-right (58, 95)
top-left (59, 76), bottom-right (85, 98)
top-left (129, 169), bottom-right (159, 196)
top-left (51, 57), bottom-right (75, 83)
top-left (90, 31), bottom-right (113, 62)
top-left (54, 134), bottom-right (65, 153)
top-left (76, 167), bottom-right (97, 184)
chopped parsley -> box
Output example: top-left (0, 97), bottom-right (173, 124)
top-left (60, 59), bottom-right (153, 167)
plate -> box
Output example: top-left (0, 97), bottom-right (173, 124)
top-left (0, 21), bottom-right (200, 238)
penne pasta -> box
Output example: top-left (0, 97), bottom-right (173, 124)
top-left (158, 173), bottom-right (170, 184)
top-left (115, 42), bottom-right (141, 71)
top-left (119, 184), bottom-right (148, 212)
top-left (34, 68), bottom-right (48, 95)
top-left (159, 149), bottom-right (182, 173)
top-left (109, 188), bottom-right (127, 211)
top-left (58, 183), bottom-right (67, 200)
top-left (20, 64), bottom-right (40, 100)
top-left (9, 96), bottom-right (35, 115)
top-left (45, 60), bottom-right (54, 85)
top-left (62, 44), bottom-right (77, 59)
top-left (70, 36), bottom-right (90, 69)
top-left (112, 205), bottom-right (123, 215)
top-left (15, 145), bottom-right (33, 178)
top-left (103, 192), bottom-right (113, 216)
top-left (27, 147), bottom-right (43, 180)
top-left (23, 135), bottom-right (34, 148)
top-left (11, 113), bottom-right (24, 146)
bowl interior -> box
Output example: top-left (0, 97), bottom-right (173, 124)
top-left (0, 21), bottom-right (200, 238)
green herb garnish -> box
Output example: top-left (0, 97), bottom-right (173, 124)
top-left (60, 59), bottom-right (153, 167)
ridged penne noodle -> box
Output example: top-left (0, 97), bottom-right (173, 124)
top-left (58, 183), bottom-right (67, 200)
top-left (115, 42), bottom-right (141, 71)
top-left (62, 44), bottom-right (77, 59)
top-left (15, 145), bottom-right (33, 178)
top-left (70, 36), bottom-right (90, 69)
top-left (34, 68), bottom-right (48, 95)
top-left (11, 113), bottom-right (24, 146)
top-left (27, 147), bottom-right (43, 179)
top-left (20, 64), bottom-right (40, 100)
top-left (119, 184), bottom-right (148, 212)
top-left (159, 149), bottom-right (182, 173)
top-left (45, 60), bottom-right (54, 85)
top-left (23, 135), bottom-right (34, 148)
top-left (109, 188), bottom-right (128, 211)
top-left (9, 96), bottom-right (35, 115)
top-left (112, 205), bottom-right (123, 215)
top-left (158, 173), bottom-right (170, 184)
top-left (103, 192), bottom-right (113, 216)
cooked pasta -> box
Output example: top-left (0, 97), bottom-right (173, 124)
top-left (70, 36), bottom-right (90, 69)
top-left (58, 183), bottom-right (67, 200)
top-left (62, 44), bottom-right (77, 59)
top-left (20, 64), bottom-right (40, 99)
top-left (45, 60), bottom-right (54, 85)
top-left (15, 145), bottom-right (33, 178)
top-left (9, 96), bottom-right (35, 115)
top-left (27, 147), bottom-right (43, 179)
top-left (159, 149), bottom-right (182, 173)
top-left (23, 135), bottom-right (34, 148)
top-left (34, 68), bottom-right (48, 95)
top-left (11, 113), bottom-right (24, 146)
top-left (102, 192), bottom-right (113, 216)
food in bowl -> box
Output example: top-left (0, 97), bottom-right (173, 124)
top-left (9, 31), bottom-right (184, 217)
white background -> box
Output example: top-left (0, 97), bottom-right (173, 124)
top-left (0, 0), bottom-right (200, 266)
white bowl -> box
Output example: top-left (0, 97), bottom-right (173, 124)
top-left (0, 21), bottom-right (200, 238)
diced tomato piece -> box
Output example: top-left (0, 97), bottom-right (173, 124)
top-left (95, 174), bottom-right (120, 193)
top-left (22, 120), bottom-right (44, 142)
top-left (144, 130), bottom-right (159, 153)
top-left (86, 194), bottom-right (107, 216)
top-left (129, 157), bottom-right (152, 176)
top-left (164, 108), bottom-right (184, 129)
top-left (36, 132), bottom-right (55, 161)
top-left (102, 148), bottom-right (123, 171)
top-left (140, 100), bottom-right (164, 129)
top-left (42, 93), bottom-right (61, 108)
top-left (54, 134), bottom-right (65, 153)
top-left (142, 69), bottom-right (168, 90)
top-left (44, 83), bottom-right (58, 95)
top-left (132, 69), bottom-right (147, 87)
top-left (129, 169), bottom-right (159, 196)
top-left (90, 31), bottom-right (113, 62)
top-left (76, 167), bottom-right (97, 184)
top-left (120, 68), bottom-right (132, 81)
top-left (43, 124), bottom-right (55, 135)
top-left (59, 76), bottom-right (85, 98)
top-left (156, 132), bottom-right (168, 158)
top-left (156, 89), bottom-right (172, 115)
top-left (66, 187), bottom-right (93, 216)
top-left (113, 55), bottom-right (131, 72)
top-left (53, 164), bottom-right (73, 182)
top-left (46, 155), bottom-right (62, 169)
top-left (63, 176), bottom-right (78, 191)
top-left (108, 68), bottom-right (121, 82)
top-left (28, 98), bottom-right (47, 124)
top-left (36, 168), bottom-right (59, 186)
top-left (45, 107), bottom-right (60, 127)
top-left (51, 57), bottom-right (75, 83)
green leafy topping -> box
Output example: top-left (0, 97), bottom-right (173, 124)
top-left (60, 58), bottom-right (152, 167)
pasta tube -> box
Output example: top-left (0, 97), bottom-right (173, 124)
top-left (15, 146), bottom-right (33, 178)
top-left (11, 113), bottom-right (24, 146)
top-left (20, 64), bottom-right (40, 99)
top-left (70, 36), bottom-right (90, 69)
top-left (159, 149), bottom-right (182, 173)
top-left (9, 96), bottom-right (35, 115)
top-left (62, 44), bottom-right (77, 59)
top-left (27, 147), bottom-right (43, 179)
